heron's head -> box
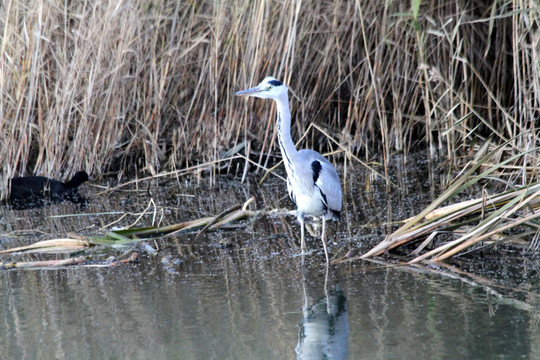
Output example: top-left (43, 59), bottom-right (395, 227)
top-left (235, 76), bottom-right (287, 100)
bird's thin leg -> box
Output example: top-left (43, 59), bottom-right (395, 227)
top-left (321, 216), bottom-right (329, 264)
top-left (299, 216), bottom-right (307, 266)
top-left (299, 215), bottom-right (306, 253)
top-left (324, 260), bottom-right (330, 314)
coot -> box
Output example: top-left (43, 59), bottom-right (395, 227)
top-left (9, 171), bottom-right (89, 207)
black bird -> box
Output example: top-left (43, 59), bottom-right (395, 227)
top-left (9, 171), bottom-right (89, 208)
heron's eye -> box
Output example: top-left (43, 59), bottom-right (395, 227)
top-left (266, 86), bottom-right (272, 90)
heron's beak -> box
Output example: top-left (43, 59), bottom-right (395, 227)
top-left (235, 86), bottom-right (264, 96)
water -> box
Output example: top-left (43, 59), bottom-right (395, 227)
top-left (1, 154), bottom-right (539, 359)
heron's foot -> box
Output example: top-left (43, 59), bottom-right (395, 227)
top-left (304, 222), bottom-right (319, 237)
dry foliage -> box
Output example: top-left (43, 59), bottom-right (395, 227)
top-left (0, 0), bottom-right (539, 196)
top-left (359, 144), bottom-right (540, 261)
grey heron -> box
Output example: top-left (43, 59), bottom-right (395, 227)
top-left (235, 76), bottom-right (342, 263)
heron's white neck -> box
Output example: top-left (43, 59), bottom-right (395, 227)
top-left (274, 95), bottom-right (298, 173)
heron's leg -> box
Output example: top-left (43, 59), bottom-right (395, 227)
top-left (324, 260), bottom-right (330, 313)
top-left (321, 216), bottom-right (329, 264)
top-left (299, 214), bottom-right (306, 253)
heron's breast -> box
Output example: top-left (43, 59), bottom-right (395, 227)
top-left (295, 193), bottom-right (326, 217)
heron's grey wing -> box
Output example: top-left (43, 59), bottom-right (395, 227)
top-left (297, 150), bottom-right (342, 214)
top-left (312, 159), bottom-right (342, 214)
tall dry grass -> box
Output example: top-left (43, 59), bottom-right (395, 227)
top-left (0, 0), bottom-right (539, 196)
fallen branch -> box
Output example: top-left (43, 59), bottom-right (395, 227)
top-left (0, 256), bottom-right (86, 269)
top-left (360, 140), bottom-right (540, 261)
top-left (0, 197), bottom-right (265, 255)
top-left (0, 239), bottom-right (89, 255)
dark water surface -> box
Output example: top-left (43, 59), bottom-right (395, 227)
top-left (1, 155), bottom-right (539, 359)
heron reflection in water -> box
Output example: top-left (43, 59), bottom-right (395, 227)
top-left (296, 265), bottom-right (349, 359)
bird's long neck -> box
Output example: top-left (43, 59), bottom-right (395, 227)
top-left (275, 96), bottom-right (298, 174)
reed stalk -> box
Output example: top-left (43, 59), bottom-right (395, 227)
top-left (0, 0), bottom-right (537, 195)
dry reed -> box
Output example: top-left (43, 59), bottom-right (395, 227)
top-left (0, 0), bottom-right (538, 198)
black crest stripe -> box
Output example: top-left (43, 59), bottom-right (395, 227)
top-left (268, 79), bottom-right (282, 86)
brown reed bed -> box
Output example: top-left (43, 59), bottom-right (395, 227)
top-left (1, 1), bottom-right (537, 181)
top-left (1, 1), bottom-right (539, 259)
